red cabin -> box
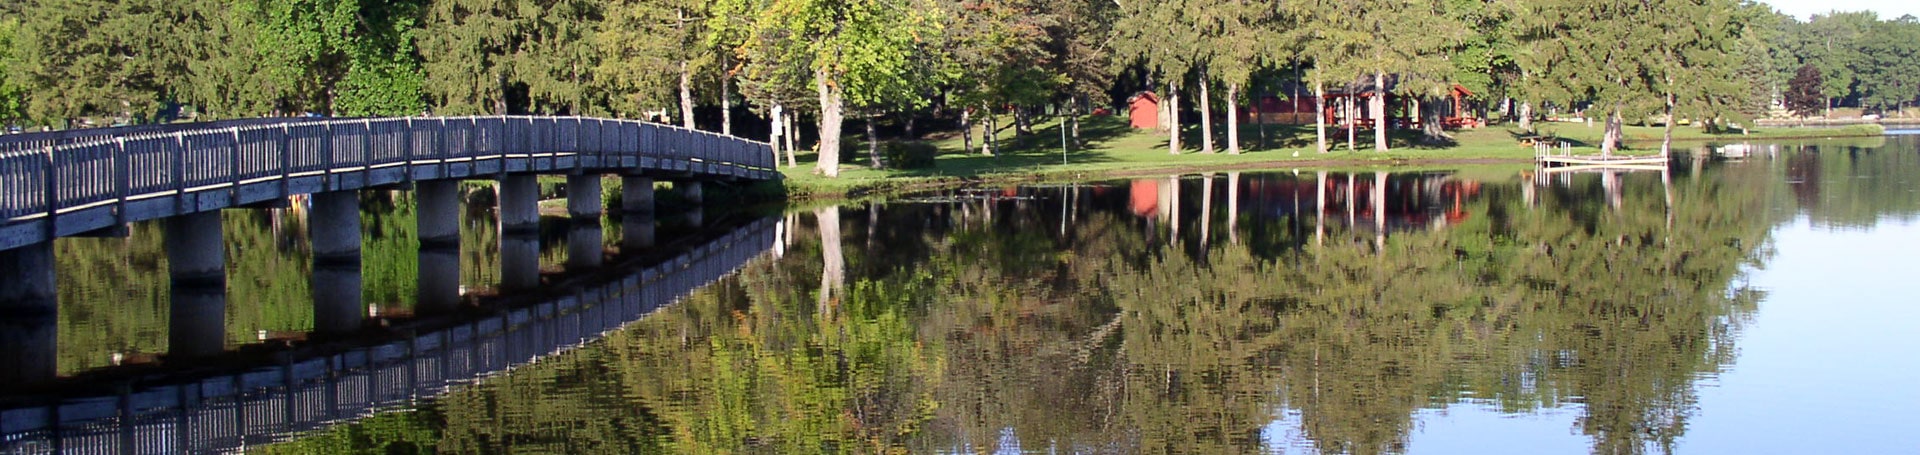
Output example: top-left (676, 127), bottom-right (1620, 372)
top-left (1127, 91), bottom-right (1160, 129)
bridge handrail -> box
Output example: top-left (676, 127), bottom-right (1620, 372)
top-left (0, 115), bottom-right (775, 226)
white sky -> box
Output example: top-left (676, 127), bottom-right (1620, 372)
top-left (1761, 0), bottom-right (1920, 21)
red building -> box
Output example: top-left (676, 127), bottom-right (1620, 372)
top-left (1127, 91), bottom-right (1160, 129)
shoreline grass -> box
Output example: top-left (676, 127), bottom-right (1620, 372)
top-left (775, 115), bottom-right (1885, 199)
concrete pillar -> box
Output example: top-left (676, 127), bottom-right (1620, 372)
top-left (621, 176), bottom-right (654, 215)
top-left (500, 234), bottom-right (539, 292)
top-left (0, 316), bottom-right (56, 386)
top-left (168, 286), bottom-right (227, 358)
top-left (310, 191), bottom-right (361, 260)
top-left (0, 243), bottom-right (56, 312)
top-left (167, 211), bottom-right (225, 286)
top-left (416, 247), bottom-right (460, 313)
top-left (686, 206), bottom-right (705, 229)
top-left (567, 174), bottom-right (603, 219)
top-left (311, 263), bottom-right (362, 334)
top-left (499, 174), bottom-right (539, 234)
top-left (416, 180), bottom-right (461, 247)
top-left (567, 223), bottom-right (604, 270)
top-left (166, 211), bottom-right (227, 358)
top-left (0, 243), bottom-right (57, 386)
top-left (681, 181), bottom-right (704, 205)
top-left (621, 213), bottom-right (655, 251)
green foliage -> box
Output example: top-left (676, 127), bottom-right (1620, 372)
top-left (880, 140), bottom-right (938, 169)
top-left (1786, 64), bottom-right (1826, 117)
top-left (0, 18), bottom-right (27, 123)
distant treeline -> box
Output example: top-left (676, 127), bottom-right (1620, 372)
top-left (0, 1), bottom-right (1911, 170)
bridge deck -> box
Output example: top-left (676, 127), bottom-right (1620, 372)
top-left (0, 116), bottom-right (777, 252)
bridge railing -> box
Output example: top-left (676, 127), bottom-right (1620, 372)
top-left (1, 115), bottom-right (775, 229)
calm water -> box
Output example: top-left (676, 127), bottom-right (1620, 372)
top-left (23, 137), bottom-right (1920, 454)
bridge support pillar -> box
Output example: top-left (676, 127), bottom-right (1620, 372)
top-left (312, 263), bottom-right (362, 334)
top-left (621, 214), bottom-right (655, 251)
top-left (567, 174), bottom-right (602, 219)
top-left (621, 176), bottom-right (654, 215)
top-left (169, 286), bottom-right (227, 358)
top-left (501, 234), bottom-right (539, 292)
top-left (0, 243), bottom-right (58, 386)
top-left (311, 191), bottom-right (362, 260)
top-left (167, 211), bottom-right (227, 358)
top-left (681, 181), bottom-right (704, 205)
top-left (416, 180), bottom-right (460, 247)
top-left (568, 223), bottom-right (604, 271)
top-left (167, 211), bottom-right (226, 287)
top-left (417, 246), bottom-right (460, 313)
top-left (499, 175), bottom-right (539, 234)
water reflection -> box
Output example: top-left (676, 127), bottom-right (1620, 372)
top-left (33, 136), bottom-right (1920, 454)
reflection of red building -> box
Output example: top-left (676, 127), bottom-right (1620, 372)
top-left (1129, 179), bottom-right (1159, 216)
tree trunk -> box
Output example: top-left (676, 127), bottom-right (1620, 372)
top-left (867, 115), bottom-right (882, 169)
top-left (815, 206), bottom-right (844, 314)
top-left (1168, 82), bottom-right (1182, 155)
top-left (1227, 172), bottom-right (1240, 244)
top-left (1315, 83), bottom-right (1328, 153)
top-left (679, 60), bottom-right (695, 129)
top-left (1420, 96), bottom-right (1446, 144)
top-left (784, 114), bottom-right (798, 167)
top-left (1373, 72), bottom-right (1388, 152)
top-left (961, 107), bottom-right (973, 153)
top-left (720, 54), bottom-right (733, 135)
top-left (769, 105), bottom-right (781, 166)
top-left (1069, 97), bottom-right (1081, 146)
top-left (1226, 82), bottom-right (1242, 154)
top-left (1015, 106), bottom-right (1031, 135)
top-left (1661, 91), bottom-right (1676, 157)
top-left (1346, 96), bottom-right (1356, 151)
top-left (815, 72), bottom-right (844, 177)
top-left (1600, 107), bottom-right (1624, 157)
top-left (1199, 73), bottom-right (1215, 154)
top-left (982, 104), bottom-right (997, 156)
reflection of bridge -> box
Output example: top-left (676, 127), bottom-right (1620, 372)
top-left (0, 218), bottom-right (776, 454)
top-left (0, 116), bottom-right (778, 386)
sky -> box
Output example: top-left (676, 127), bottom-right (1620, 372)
top-left (1761, 0), bottom-right (1920, 21)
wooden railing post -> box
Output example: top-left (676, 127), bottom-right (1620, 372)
top-left (41, 146), bottom-right (56, 234)
top-left (173, 135), bottom-right (188, 212)
top-left (114, 137), bottom-right (129, 225)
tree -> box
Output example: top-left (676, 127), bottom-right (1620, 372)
top-left (10, 0), bottom-right (186, 125)
top-left (0, 17), bottom-right (28, 124)
top-left (419, 0), bottom-right (521, 115)
top-left (1853, 16), bottom-right (1920, 112)
top-left (748, 0), bottom-right (935, 177)
top-left (1115, 0), bottom-right (1200, 155)
top-left (1785, 64), bottom-right (1825, 118)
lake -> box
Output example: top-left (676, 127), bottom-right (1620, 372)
top-left (7, 136), bottom-right (1918, 454)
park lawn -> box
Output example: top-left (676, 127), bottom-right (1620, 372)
top-left (777, 114), bottom-right (1881, 198)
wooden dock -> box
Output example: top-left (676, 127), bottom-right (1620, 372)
top-left (1533, 141), bottom-right (1670, 169)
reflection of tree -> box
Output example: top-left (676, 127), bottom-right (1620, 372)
top-left (270, 159), bottom-right (1824, 454)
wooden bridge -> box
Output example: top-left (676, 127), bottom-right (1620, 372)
top-left (0, 116), bottom-right (778, 252)
top-left (0, 115), bottom-right (779, 390)
top-left (0, 218), bottom-right (777, 454)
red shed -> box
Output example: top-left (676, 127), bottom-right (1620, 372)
top-left (1127, 91), bottom-right (1160, 129)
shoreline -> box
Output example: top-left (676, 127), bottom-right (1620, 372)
top-left (779, 129), bottom-right (1892, 201)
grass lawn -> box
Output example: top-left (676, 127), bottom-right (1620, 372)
top-left (778, 114), bottom-right (1882, 198)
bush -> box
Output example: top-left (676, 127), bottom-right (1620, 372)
top-left (881, 141), bottom-right (938, 169)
